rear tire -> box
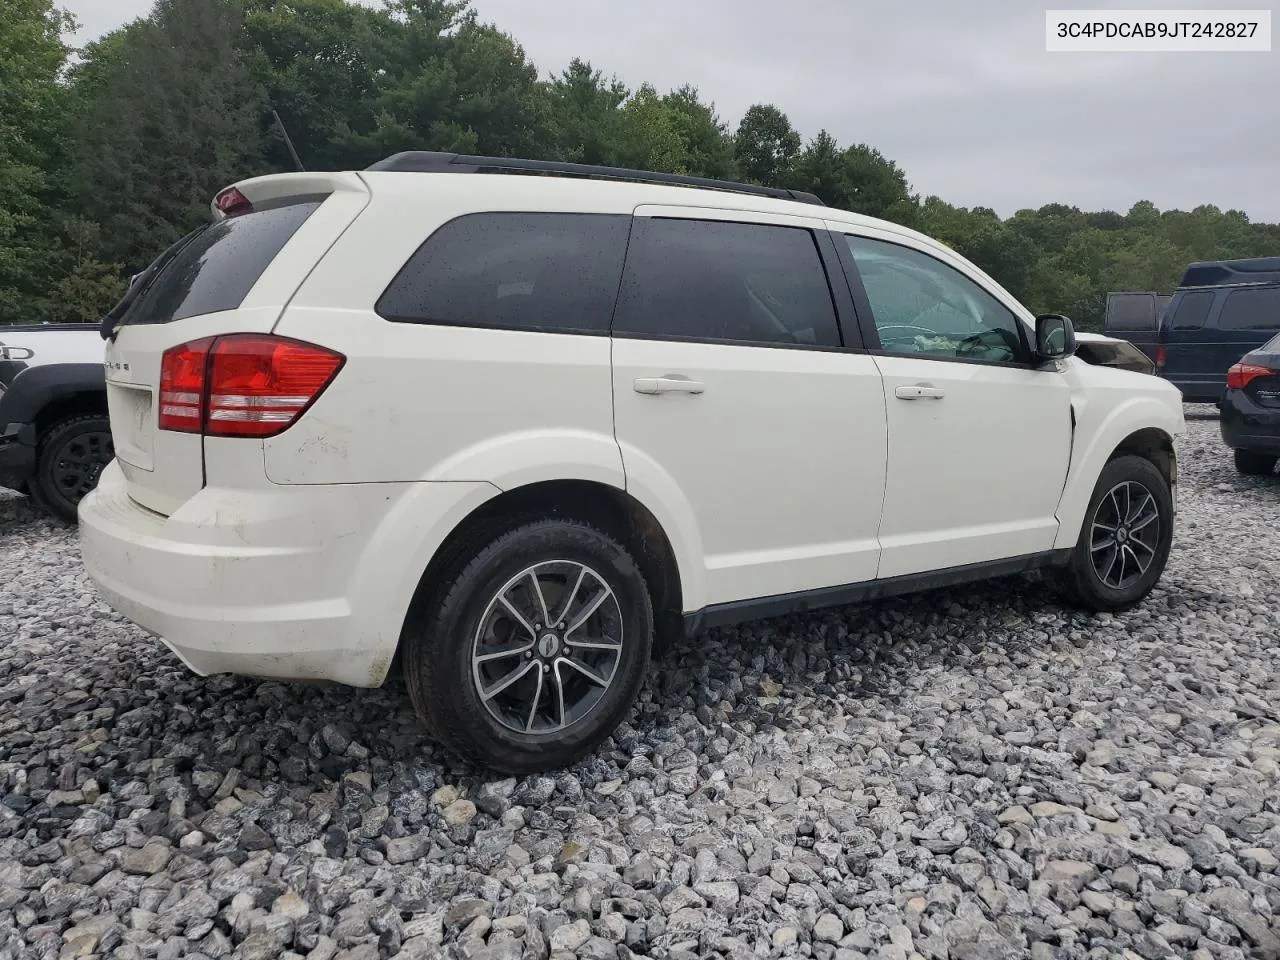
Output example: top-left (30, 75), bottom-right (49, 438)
top-left (30, 415), bottom-right (114, 524)
top-left (1048, 455), bottom-right (1173, 613)
top-left (1233, 449), bottom-right (1277, 476)
top-left (403, 517), bottom-right (653, 774)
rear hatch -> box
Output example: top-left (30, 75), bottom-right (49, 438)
top-left (103, 172), bottom-right (369, 516)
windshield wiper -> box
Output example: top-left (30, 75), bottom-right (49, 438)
top-left (100, 225), bottom-right (208, 341)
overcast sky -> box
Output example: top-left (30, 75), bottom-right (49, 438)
top-left (64, 0), bottom-right (1280, 222)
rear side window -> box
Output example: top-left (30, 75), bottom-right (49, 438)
top-left (123, 198), bottom-right (322, 326)
top-left (612, 218), bottom-right (841, 347)
top-left (376, 213), bottom-right (631, 334)
top-left (1218, 287), bottom-right (1280, 331)
top-left (1168, 291), bottom-right (1214, 330)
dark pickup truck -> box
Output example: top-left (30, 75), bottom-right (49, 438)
top-left (0, 324), bottom-right (110, 521)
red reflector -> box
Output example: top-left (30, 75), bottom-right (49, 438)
top-left (1227, 362), bottom-right (1274, 391)
top-left (158, 338), bottom-right (214, 432)
top-left (1154, 344), bottom-right (1167, 368)
top-left (206, 335), bottom-right (344, 438)
top-left (214, 187), bottom-right (253, 217)
top-left (157, 335), bottom-right (344, 437)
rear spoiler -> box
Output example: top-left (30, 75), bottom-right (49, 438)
top-left (210, 171), bottom-right (369, 221)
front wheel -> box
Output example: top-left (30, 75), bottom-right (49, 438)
top-left (30, 415), bottom-right (114, 524)
top-left (403, 518), bottom-right (654, 774)
top-left (1048, 455), bottom-right (1174, 613)
top-left (1233, 449), bottom-right (1277, 476)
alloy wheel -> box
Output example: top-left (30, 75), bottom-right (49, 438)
top-left (471, 560), bottom-right (624, 735)
top-left (1089, 480), bottom-right (1160, 589)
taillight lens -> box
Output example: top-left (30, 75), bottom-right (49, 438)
top-left (207, 336), bottom-right (344, 437)
top-left (1226, 362), bottom-right (1274, 391)
top-left (1154, 344), bottom-right (1167, 368)
top-left (158, 338), bottom-right (214, 432)
top-left (158, 335), bottom-right (344, 437)
top-left (214, 187), bottom-right (253, 218)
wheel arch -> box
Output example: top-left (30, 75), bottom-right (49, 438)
top-left (389, 478), bottom-right (690, 682)
top-left (1054, 397), bottom-right (1181, 551)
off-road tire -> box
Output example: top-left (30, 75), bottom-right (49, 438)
top-left (30, 415), bottom-right (114, 524)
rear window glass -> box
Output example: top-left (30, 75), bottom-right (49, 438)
top-left (376, 213), bottom-right (631, 334)
top-left (1218, 286), bottom-right (1280, 331)
top-left (1169, 290), bottom-right (1214, 330)
top-left (123, 198), bottom-right (322, 326)
top-left (1106, 295), bottom-right (1158, 331)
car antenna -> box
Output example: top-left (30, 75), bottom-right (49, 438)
top-left (272, 108), bottom-right (306, 172)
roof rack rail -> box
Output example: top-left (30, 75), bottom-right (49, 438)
top-left (365, 151), bottom-right (826, 207)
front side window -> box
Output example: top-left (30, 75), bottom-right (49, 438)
top-left (376, 213), bottom-right (631, 334)
top-left (612, 218), bottom-right (842, 347)
top-left (845, 235), bottom-right (1027, 364)
top-left (1218, 286), bottom-right (1280, 331)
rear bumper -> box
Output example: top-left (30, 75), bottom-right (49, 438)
top-left (78, 461), bottom-right (497, 688)
top-left (1220, 390), bottom-right (1280, 453)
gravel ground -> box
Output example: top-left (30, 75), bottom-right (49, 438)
top-left (2, 407), bottom-right (1279, 960)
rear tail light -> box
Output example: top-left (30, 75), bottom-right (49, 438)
top-left (158, 338), bottom-right (214, 432)
top-left (159, 335), bottom-right (344, 437)
top-left (214, 187), bottom-right (253, 218)
top-left (1226, 362), bottom-right (1274, 391)
top-left (1154, 344), bottom-right (1167, 369)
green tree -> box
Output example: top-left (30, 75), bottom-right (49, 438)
top-left (661, 86), bottom-right (736, 180)
top-left (66, 0), bottom-right (267, 272)
top-left (0, 0), bottom-right (74, 322)
top-left (733, 104), bottom-right (800, 187)
top-left (546, 59), bottom-right (629, 166)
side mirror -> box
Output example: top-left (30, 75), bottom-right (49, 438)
top-left (1035, 314), bottom-right (1077, 361)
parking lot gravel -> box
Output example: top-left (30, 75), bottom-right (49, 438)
top-left (2, 407), bottom-right (1279, 960)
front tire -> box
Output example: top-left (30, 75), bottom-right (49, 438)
top-left (1233, 449), bottom-right (1277, 476)
top-left (1049, 455), bottom-right (1174, 613)
top-left (30, 415), bottom-right (114, 524)
top-left (404, 518), bottom-right (653, 774)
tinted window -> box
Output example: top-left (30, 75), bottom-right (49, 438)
top-left (1107, 294), bottom-right (1158, 332)
top-left (1168, 290), bottom-right (1214, 330)
top-left (123, 199), bottom-right (322, 326)
top-left (377, 213), bottom-right (631, 334)
top-left (1218, 286), bottom-right (1280, 331)
top-left (612, 218), bottom-right (841, 347)
top-left (845, 235), bottom-right (1026, 364)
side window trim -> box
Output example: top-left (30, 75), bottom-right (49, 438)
top-left (837, 230), bottom-right (1038, 369)
top-left (611, 212), bottom-right (850, 353)
top-left (813, 228), bottom-right (865, 350)
top-left (830, 228), bottom-right (882, 354)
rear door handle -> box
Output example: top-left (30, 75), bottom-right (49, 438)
top-left (634, 376), bottom-right (705, 395)
top-left (895, 383), bottom-right (945, 400)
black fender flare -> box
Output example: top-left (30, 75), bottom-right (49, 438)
top-left (0, 363), bottom-right (107, 436)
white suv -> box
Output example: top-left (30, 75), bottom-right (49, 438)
top-left (79, 153), bottom-right (1186, 773)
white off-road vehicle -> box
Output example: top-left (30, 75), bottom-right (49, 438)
top-left (79, 153), bottom-right (1185, 772)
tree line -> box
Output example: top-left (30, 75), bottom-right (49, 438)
top-left (2, 0), bottom-right (1277, 329)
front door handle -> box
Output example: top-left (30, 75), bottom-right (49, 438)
top-left (895, 383), bottom-right (946, 400)
top-left (634, 376), bottom-right (705, 395)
